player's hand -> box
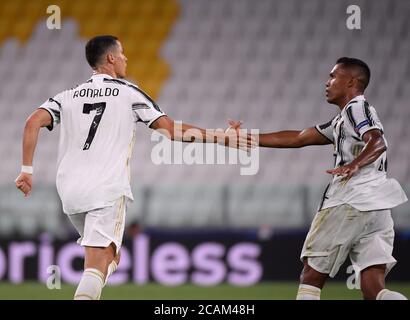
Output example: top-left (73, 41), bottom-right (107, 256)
top-left (15, 172), bottom-right (33, 197)
top-left (326, 163), bottom-right (359, 180)
top-left (225, 119), bottom-right (257, 151)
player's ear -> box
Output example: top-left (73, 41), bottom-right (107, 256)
top-left (106, 52), bottom-right (115, 65)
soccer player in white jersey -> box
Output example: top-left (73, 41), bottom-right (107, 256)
top-left (14, 35), bottom-right (253, 300)
top-left (235, 57), bottom-right (407, 300)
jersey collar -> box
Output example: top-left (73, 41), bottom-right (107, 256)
top-left (85, 73), bottom-right (115, 83)
top-left (90, 73), bottom-right (114, 79)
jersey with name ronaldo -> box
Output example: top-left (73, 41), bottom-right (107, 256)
top-left (38, 73), bottom-right (165, 214)
top-left (316, 95), bottom-right (407, 211)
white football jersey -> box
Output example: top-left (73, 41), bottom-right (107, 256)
top-left (38, 74), bottom-right (165, 214)
top-left (316, 95), bottom-right (407, 211)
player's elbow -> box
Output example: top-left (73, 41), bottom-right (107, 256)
top-left (380, 142), bottom-right (387, 153)
top-left (24, 116), bottom-right (42, 131)
top-left (293, 140), bottom-right (305, 148)
top-left (372, 137), bottom-right (387, 155)
top-left (154, 125), bottom-right (174, 141)
top-left (161, 130), bottom-right (174, 141)
top-left (293, 135), bottom-right (308, 148)
top-left (292, 129), bottom-right (315, 148)
top-left (376, 136), bottom-right (387, 152)
top-left (168, 128), bottom-right (176, 141)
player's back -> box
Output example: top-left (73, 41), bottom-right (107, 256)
top-left (39, 74), bottom-right (165, 214)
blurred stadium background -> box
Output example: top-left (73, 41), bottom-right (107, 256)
top-left (0, 0), bottom-right (409, 299)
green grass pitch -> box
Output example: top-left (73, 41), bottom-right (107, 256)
top-left (1, 281), bottom-right (409, 300)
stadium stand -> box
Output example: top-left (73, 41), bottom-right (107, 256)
top-left (0, 0), bottom-right (409, 234)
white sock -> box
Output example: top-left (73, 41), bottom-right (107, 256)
top-left (376, 289), bottom-right (408, 300)
top-left (74, 268), bottom-right (105, 300)
top-left (296, 284), bottom-right (321, 300)
top-left (104, 260), bottom-right (118, 286)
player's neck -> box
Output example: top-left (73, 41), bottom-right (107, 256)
top-left (337, 91), bottom-right (363, 110)
top-left (93, 66), bottom-right (118, 79)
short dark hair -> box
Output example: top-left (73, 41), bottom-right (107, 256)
top-left (336, 57), bottom-right (371, 90)
top-left (85, 35), bottom-right (119, 68)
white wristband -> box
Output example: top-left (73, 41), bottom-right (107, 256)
top-left (21, 165), bottom-right (33, 174)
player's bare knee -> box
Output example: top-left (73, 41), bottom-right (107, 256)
top-left (300, 261), bottom-right (314, 283)
top-left (299, 259), bottom-right (327, 288)
top-left (114, 252), bottom-right (121, 265)
top-left (300, 259), bottom-right (310, 282)
top-left (360, 265), bottom-right (385, 300)
top-left (109, 242), bottom-right (120, 263)
top-left (361, 287), bottom-right (379, 300)
top-left (360, 281), bottom-right (372, 300)
top-left (300, 267), bottom-right (317, 284)
top-left (84, 246), bottom-right (115, 275)
top-left (361, 278), bottom-right (384, 300)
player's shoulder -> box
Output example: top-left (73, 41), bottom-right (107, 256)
top-left (345, 99), bottom-right (362, 111)
top-left (50, 78), bottom-right (95, 102)
top-left (104, 78), bottom-right (149, 102)
top-left (326, 114), bottom-right (340, 127)
top-left (316, 114), bottom-right (338, 129)
top-left (118, 78), bottom-right (139, 89)
top-left (344, 96), bottom-right (371, 113)
top-left (343, 97), bottom-right (370, 124)
top-left (103, 77), bottom-right (140, 91)
top-left (61, 79), bottom-right (92, 95)
top-left (51, 87), bottom-right (75, 102)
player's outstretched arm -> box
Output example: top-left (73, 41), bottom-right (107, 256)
top-left (257, 127), bottom-right (332, 148)
top-left (15, 109), bottom-right (52, 197)
top-left (150, 115), bottom-right (255, 150)
top-left (327, 129), bottom-right (386, 179)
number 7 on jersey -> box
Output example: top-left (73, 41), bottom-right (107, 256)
top-left (82, 102), bottom-right (106, 150)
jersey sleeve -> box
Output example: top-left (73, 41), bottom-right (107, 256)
top-left (345, 100), bottom-right (382, 139)
top-left (315, 118), bottom-right (334, 143)
top-left (130, 88), bottom-right (166, 127)
top-left (38, 94), bottom-right (62, 131)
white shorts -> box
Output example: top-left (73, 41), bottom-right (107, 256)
top-left (68, 197), bottom-right (127, 255)
top-left (300, 204), bottom-right (396, 277)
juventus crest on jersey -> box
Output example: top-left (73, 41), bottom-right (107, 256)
top-left (38, 74), bottom-right (165, 214)
top-left (315, 95), bottom-right (407, 212)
